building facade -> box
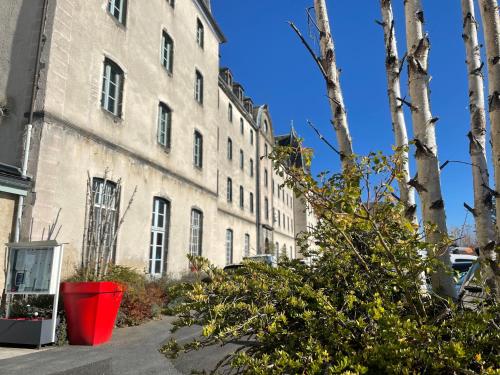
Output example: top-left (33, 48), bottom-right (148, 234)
top-left (0, 0), bottom-right (314, 285)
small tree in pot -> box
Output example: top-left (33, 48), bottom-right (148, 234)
top-left (61, 170), bottom-right (137, 346)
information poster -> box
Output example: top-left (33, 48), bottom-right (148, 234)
top-left (6, 247), bottom-right (53, 293)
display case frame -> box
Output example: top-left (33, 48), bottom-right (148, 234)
top-left (2, 240), bottom-right (64, 347)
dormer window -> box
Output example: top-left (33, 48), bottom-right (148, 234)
top-left (264, 120), bottom-right (269, 133)
top-left (233, 86), bottom-right (243, 101)
top-left (244, 99), bottom-right (253, 113)
top-left (225, 71), bottom-right (233, 86)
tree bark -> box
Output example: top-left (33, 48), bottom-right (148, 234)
top-left (379, 0), bottom-right (417, 223)
top-left (314, 0), bottom-right (354, 170)
top-left (403, 0), bottom-right (455, 297)
top-left (478, 0), bottom-right (500, 298)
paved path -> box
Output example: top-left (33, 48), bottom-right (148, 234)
top-left (0, 316), bottom-right (182, 375)
top-left (0, 345), bottom-right (49, 361)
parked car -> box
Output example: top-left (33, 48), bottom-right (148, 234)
top-left (418, 250), bottom-right (478, 299)
top-left (450, 253), bottom-right (478, 298)
top-left (222, 254), bottom-right (278, 273)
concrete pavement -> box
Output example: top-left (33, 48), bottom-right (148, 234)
top-left (0, 315), bottom-right (243, 374)
top-left (0, 316), bottom-right (183, 375)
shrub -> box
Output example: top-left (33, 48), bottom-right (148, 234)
top-left (162, 151), bottom-right (500, 374)
top-left (67, 264), bottom-right (169, 328)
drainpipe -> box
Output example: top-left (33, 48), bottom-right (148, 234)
top-left (14, 0), bottom-right (49, 242)
top-left (255, 105), bottom-right (265, 254)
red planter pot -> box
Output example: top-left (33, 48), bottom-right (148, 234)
top-left (60, 281), bottom-right (125, 346)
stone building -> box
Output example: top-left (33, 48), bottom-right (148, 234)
top-left (0, 0), bottom-right (315, 288)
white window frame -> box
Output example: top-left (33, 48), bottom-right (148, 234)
top-left (158, 102), bottom-right (172, 148)
top-left (196, 19), bottom-right (204, 48)
top-left (226, 229), bottom-right (233, 265)
top-left (195, 70), bottom-right (204, 104)
top-left (227, 138), bottom-right (233, 160)
top-left (244, 234), bottom-right (250, 257)
top-left (101, 59), bottom-right (124, 117)
top-left (161, 31), bottom-right (174, 73)
top-left (193, 131), bottom-right (203, 168)
top-left (108, 0), bottom-right (127, 25)
top-left (149, 197), bottom-right (170, 276)
top-left (189, 209), bottom-right (203, 256)
top-left (227, 178), bottom-right (232, 202)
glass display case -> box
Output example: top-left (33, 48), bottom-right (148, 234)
top-left (6, 246), bottom-right (54, 294)
top-left (1, 241), bottom-right (64, 347)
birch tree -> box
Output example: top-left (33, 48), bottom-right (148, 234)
top-left (379, 0), bottom-right (417, 223)
top-left (478, 0), bottom-right (500, 298)
top-left (404, 0), bottom-right (455, 297)
top-left (314, 0), bottom-right (354, 170)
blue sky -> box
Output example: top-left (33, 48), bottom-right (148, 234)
top-left (211, 1), bottom-right (489, 229)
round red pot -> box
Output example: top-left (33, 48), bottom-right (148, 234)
top-left (60, 281), bottom-right (125, 346)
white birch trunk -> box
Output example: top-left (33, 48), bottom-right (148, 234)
top-left (478, 0), bottom-right (500, 298)
top-left (314, 0), bottom-right (354, 170)
top-left (404, 0), bottom-right (455, 297)
top-left (380, 0), bottom-right (417, 223)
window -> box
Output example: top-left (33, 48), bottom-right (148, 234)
top-left (239, 186), bottom-right (244, 209)
top-left (250, 130), bottom-right (254, 145)
top-left (239, 150), bottom-right (244, 170)
top-left (228, 104), bottom-right (233, 122)
top-left (167, 0), bottom-right (175, 8)
top-left (193, 131), bottom-right (203, 168)
top-left (189, 209), bottom-right (203, 256)
top-left (101, 58), bottom-right (124, 117)
top-left (161, 31), bottom-right (174, 74)
top-left (92, 178), bottom-right (119, 251)
top-left (265, 198), bottom-right (269, 220)
top-left (264, 169), bottom-right (268, 187)
top-left (108, 0), bottom-right (127, 25)
top-left (195, 70), bottom-right (204, 104)
top-left (149, 197), bottom-right (171, 275)
top-left (249, 158), bottom-right (254, 177)
top-left (227, 138), bottom-right (233, 160)
top-left (283, 213), bottom-right (285, 228)
top-left (265, 144), bottom-right (268, 158)
top-left (227, 178), bottom-right (232, 202)
top-left (225, 229), bottom-right (233, 265)
top-left (249, 192), bottom-right (254, 213)
top-left (157, 102), bottom-right (172, 148)
top-left (277, 186), bottom-right (280, 199)
top-left (264, 120), bottom-right (269, 133)
top-left (244, 234), bottom-right (250, 257)
top-left (278, 210), bottom-right (281, 226)
top-left (240, 118), bottom-right (244, 134)
top-left (196, 19), bottom-right (204, 48)
top-left (273, 209), bottom-right (276, 224)
top-left (275, 242), bottom-right (279, 258)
